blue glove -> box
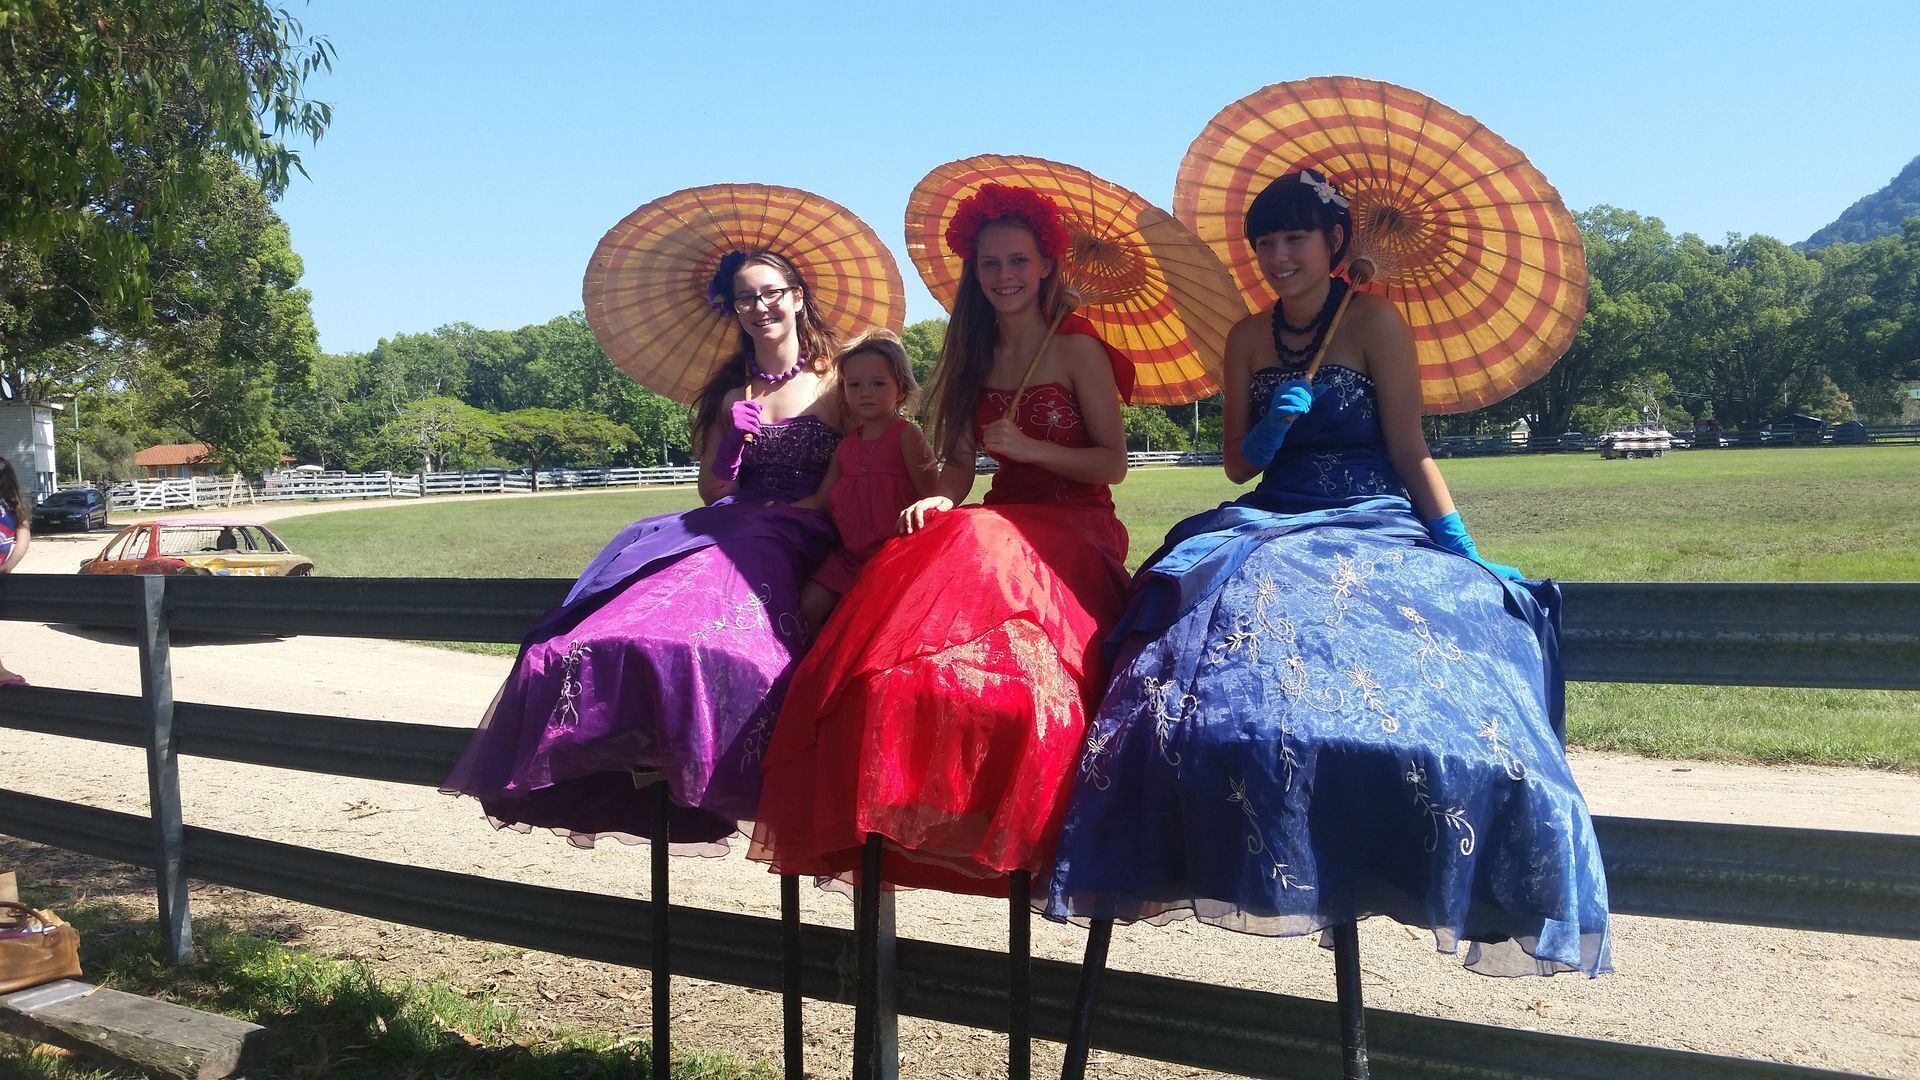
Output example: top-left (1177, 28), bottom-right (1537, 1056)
top-left (1424, 511), bottom-right (1525, 580)
top-left (1239, 378), bottom-right (1322, 467)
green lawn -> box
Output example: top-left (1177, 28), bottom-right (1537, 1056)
top-left (271, 446), bottom-right (1920, 769)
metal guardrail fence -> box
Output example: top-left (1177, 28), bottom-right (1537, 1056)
top-left (2, 576), bottom-right (1917, 1079)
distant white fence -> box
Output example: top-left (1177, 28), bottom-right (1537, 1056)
top-left (108, 466), bottom-right (703, 513)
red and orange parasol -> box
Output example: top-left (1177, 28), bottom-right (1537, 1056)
top-left (583, 183), bottom-right (906, 404)
top-left (1175, 76), bottom-right (1588, 413)
top-left (905, 155), bottom-right (1244, 407)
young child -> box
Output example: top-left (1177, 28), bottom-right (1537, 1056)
top-left (0, 458), bottom-right (32, 687)
top-left (796, 330), bottom-right (938, 631)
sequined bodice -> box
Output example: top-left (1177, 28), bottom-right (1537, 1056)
top-left (1247, 365), bottom-right (1406, 511)
top-left (977, 383), bottom-right (1114, 511)
top-left (738, 414), bottom-right (841, 502)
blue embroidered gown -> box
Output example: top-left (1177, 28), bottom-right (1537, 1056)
top-left (1045, 364), bottom-right (1611, 976)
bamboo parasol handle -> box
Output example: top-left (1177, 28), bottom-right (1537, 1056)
top-left (1001, 306), bottom-right (1073, 424)
top-left (1287, 261), bottom-right (1373, 423)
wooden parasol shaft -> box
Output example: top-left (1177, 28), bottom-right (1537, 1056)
top-left (1286, 268), bottom-right (1370, 424)
top-left (1001, 306), bottom-right (1073, 423)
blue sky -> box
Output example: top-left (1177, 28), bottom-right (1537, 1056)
top-left (274, 0), bottom-right (1920, 355)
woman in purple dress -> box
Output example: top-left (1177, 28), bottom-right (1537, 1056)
top-left (443, 250), bottom-right (843, 852)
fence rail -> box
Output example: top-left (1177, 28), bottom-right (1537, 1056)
top-left (2, 575), bottom-right (1917, 1078)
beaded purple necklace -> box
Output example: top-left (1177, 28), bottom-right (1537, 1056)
top-left (751, 355), bottom-right (808, 385)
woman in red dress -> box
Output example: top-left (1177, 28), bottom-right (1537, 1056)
top-left (750, 183), bottom-right (1134, 896)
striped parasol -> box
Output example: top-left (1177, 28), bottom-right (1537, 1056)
top-left (1175, 76), bottom-right (1588, 414)
top-left (583, 183), bottom-right (906, 404)
top-left (905, 155), bottom-right (1244, 406)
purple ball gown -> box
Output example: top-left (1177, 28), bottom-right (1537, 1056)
top-left (442, 414), bottom-right (841, 852)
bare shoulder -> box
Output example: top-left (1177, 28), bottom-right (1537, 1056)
top-left (1226, 309), bottom-right (1268, 354)
top-left (1347, 291), bottom-right (1409, 339)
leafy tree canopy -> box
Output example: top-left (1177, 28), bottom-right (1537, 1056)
top-left (0, 0), bottom-right (333, 317)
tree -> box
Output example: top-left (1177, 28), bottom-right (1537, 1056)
top-left (901, 318), bottom-right (946, 404)
top-left (0, 1), bottom-right (333, 318)
top-left (375, 397), bottom-right (495, 474)
top-left (134, 156), bottom-right (318, 473)
top-left (1506, 207), bottom-right (1680, 436)
top-left (490, 408), bottom-right (636, 490)
top-left (1806, 218), bottom-right (1920, 421)
top-left (1667, 235), bottom-right (1823, 429)
top-left (1121, 404), bottom-right (1191, 452)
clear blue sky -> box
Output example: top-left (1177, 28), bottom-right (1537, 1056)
top-left (274, 0), bottom-right (1920, 355)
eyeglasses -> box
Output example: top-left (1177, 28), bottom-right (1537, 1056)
top-left (730, 287), bottom-right (799, 313)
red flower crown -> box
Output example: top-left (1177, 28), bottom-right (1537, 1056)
top-left (944, 183), bottom-right (1071, 262)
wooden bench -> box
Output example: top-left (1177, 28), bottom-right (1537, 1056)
top-left (0, 978), bottom-right (269, 1079)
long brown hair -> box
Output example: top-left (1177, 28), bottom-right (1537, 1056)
top-left (924, 220), bottom-right (1073, 459)
top-left (690, 251), bottom-right (841, 456)
top-left (0, 457), bottom-right (22, 523)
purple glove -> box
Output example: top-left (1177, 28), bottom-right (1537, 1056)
top-left (709, 399), bottom-right (762, 482)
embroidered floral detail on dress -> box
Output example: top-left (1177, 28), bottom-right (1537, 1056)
top-left (1401, 605), bottom-right (1464, 689)
top-left (1230, 777), bottom-right (1314, 890)
top-left (1137, 676), bottom-right (1196, 772)
top-left (1343, 664), bottom-right (1399, 733)
top-left (1407, 763), bottom-right (1476, 856)
top-left (690, 584), bottom-right (776, 644)
top-left (1479, 716), bottom-right (1527, 781)
top-left (552, 640), bottom-right (593, 730)
top-left (1079, 723), bottom-right (1118, 792)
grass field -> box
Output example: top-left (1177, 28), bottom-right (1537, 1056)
top-left (272, 446), bottom-right (1920, 769)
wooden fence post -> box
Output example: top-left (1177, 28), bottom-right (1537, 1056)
top-left (135, 575), bottom-right (192, 964)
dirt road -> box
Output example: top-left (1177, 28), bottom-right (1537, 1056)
top-left (2, 502), bottom-right (1916, 1078)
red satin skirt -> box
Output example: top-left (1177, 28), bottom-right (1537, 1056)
top-left (749, 501), bottom-right (1128, 895)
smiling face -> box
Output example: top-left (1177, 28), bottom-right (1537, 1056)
top-left (732, 262), bottom-right (803, 347)
top-left (972, 221), bottom-right (1054, 318)
top-left (840, 349), bottom-right (903, 424)
top-left (1252, 224), bottom-right (1343, 305)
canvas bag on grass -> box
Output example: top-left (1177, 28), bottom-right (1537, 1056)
top-left (0, 871), bottom-right (82, 994)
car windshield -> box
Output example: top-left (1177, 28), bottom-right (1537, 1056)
top-left (44, 492), bottom-right (91, 506)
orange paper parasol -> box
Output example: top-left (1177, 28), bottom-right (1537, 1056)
top-left (1175, 76), bottom-right (1588, 414)
top-left (905, 155), bottom-right (1245, 406)
top-left (583, 184), bottom-right (906, 404)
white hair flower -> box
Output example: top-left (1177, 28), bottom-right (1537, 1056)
top-left (1300, 170), bottom-right (1350, 209)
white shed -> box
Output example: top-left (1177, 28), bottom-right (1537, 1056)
top-left (0, 401), bottom-right (59, 502)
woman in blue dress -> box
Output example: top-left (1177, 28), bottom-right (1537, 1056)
top-left (1045, 169), bottom-right (1611, 983)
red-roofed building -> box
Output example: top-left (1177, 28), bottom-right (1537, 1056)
top-left (133, 443), bottom-right (221, 479)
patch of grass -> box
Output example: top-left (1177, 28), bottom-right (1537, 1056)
top-left (0, 901), bottom-right (772, 1079)
top-left (265, 448), bottom-right (1920, 769)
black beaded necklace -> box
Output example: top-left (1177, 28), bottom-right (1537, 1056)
top-left (1270, 279), bottom-right (1348, 364)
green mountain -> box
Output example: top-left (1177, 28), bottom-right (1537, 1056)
top-left (1802, 155), bottom-right (1920, 249)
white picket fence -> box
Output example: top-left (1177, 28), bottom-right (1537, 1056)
top-left (107, 466), bottom-right (703, 513)
top-left (106, 453), bottom-right (1224, 514)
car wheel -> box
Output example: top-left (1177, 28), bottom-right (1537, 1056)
top-left (289, 566), bottom-right (313, 577)
top-left (1623, 450), bottom-right (1637, 460)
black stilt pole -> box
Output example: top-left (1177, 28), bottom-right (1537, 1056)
top-left (853, 833), bottom-right (883, 1080)
top-left (780, 873), bottom-right (803, 1080)
top-left (1331, 921), bottom-right (1369, 1080)
top-left (1059, 917), bottom-right (1112, 1080)
top-left (650, 781), bottom-right (671, 1080)
top-left (1009, 869), bottom-right (1032, 1080)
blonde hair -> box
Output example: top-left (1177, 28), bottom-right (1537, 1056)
top-left (834, 329), bottom-right (920, 417)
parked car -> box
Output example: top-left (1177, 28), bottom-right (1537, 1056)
top-left (79, 519), bottom-right (315, 577)
top-left (32, 488), bottom-right (110, 532)
top-left (1770, 413), bottom-right (1827, 446)
top-left (1830, 420), bottom-right (1873, 445)
top-left (1692, 418), bottom-right (1727, 448)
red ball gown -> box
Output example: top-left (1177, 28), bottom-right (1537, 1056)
top-left (751, 324), bottom-right (1132, 895)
